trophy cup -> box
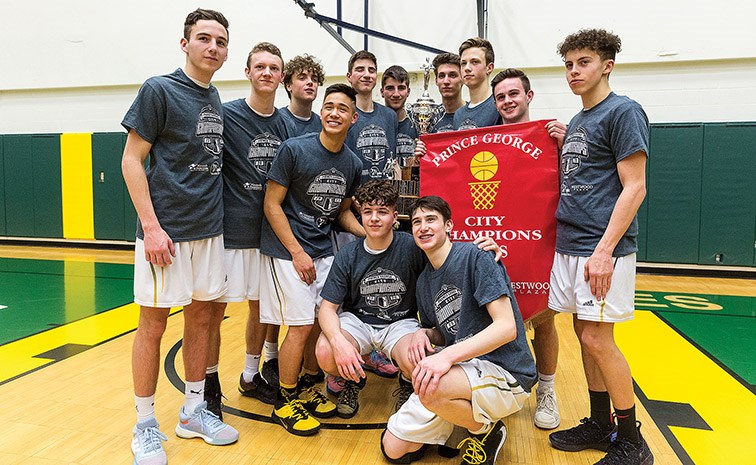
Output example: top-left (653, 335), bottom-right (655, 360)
top-left (396, 58), bottom-right (446, 216)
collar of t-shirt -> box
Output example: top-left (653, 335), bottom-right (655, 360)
top-left (289, 109), bottom-right (312, 122)
top-left (183, 69), bottom-right (210, 89)
top-left (467, 96), bottom-right (489, 109)
top-left (363, 241), bottom-right (388, 255)
top-left (247, 101), bottom-right (274, 118)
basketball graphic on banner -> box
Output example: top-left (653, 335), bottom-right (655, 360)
top-left (470, 151), bottom-right (499, 180)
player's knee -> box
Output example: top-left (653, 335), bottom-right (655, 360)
top-left (314, 335), bottom-right (333, 366)
top-left (417, 388), bottom-right (443, 413)
top-left (578, 325), bottom-right (612, 355)
top-left (381, 430), bottom-right (423, 462)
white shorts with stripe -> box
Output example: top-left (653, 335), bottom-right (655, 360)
top-left (133, 235), bottom-right (227, 308)
top-left (215, 248), bottom-right (261, 303)
top-left (548, 252), bottom-right (636, 323)
top-left (338, 312), bottom-right (421, 360)
top-left (387, 358), bottom-right (528, 445)
top-left (259, 254), bottom-right (334, 326)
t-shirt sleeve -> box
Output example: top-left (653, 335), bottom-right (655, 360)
top-left (320, 247), bottom-right (351, 304)
top-left (121, 80), bottom-right (166, 144)
top-left (472, 250), bottom-right (510, 307)
top-left (267, 141), bottom-right (295, 187)
top-left (610, 103), bottom-right (649, 162)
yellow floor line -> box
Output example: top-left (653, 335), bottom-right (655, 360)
top-left (617, 311), bottom-right (756, 465)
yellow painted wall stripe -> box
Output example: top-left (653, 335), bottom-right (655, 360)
top-left (617, 311), bottom-right (756, 465)
top-left (60, 133), bottom-right (94, 240)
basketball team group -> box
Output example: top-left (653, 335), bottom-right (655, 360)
top-left (123, 8), bottom-right (652, 465)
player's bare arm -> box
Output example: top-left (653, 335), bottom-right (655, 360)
top-left (584, 150), bottom-right (647, 301)
top-left (121, 130), bottom-right (175, 266)
top-left (413, 294), bottom-right (517, 397)
top-left (263, 180), bottom-right (316, 284)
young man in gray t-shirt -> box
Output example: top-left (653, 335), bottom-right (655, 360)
top-left (121, 9), bottom-right (238, 465)
top-left (381, 196), bottom-right (535, 465)
top-left (547, 29), bottom-right (652, 465)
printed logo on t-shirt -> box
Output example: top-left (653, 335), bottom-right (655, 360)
top-left (457, 119), bottom-right (479, 130)
top-left (396, 133), bottom-right (416, 168)
top-left (560, 127), bottom-right (590, 196)
top-left (357, 124), bottom-right (389, 164)
top-left (247, 132), bottom-right (282, 175)
top-left (434, 284), bottom-right (461, 336)
top-left (307, 168), bottom-right (347, 226)
top-left (433, 123), bottom-right (455, 133)
top-left (196, 105), bottom-right (224, 156)
top-left (360, 268), bottom-right (407, 318)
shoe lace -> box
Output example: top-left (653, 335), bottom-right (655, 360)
top-left (391, 384), bottom-right (413, 411)
top-left (339, 383), bottom-right (359, 407)
top-left (287, 399), bottom-right (311, 420)
top-left (303, 386), bottom-right (328, 405)
top-left (597, 438), bottom-right (637, 464)
top-left (536, 388), bottom-right (557, 413)
top-left (199, 407), bottom-right (227, 434)
top-left (457, 436), bottom-right (487, 465)
top-left (139, 426), bottom-right (168, 454)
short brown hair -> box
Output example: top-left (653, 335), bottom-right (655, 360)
top-left (348, 50), bottom-right (377, 73)
top-left (355, 180), bottom-right (398, 209)
top-left (247, 42), bottom-right (283, 69)
top-left (283, 54), bottom-right (325, 98)
top-left (491, 68), bottom-right (531, 93)
top-left (459, 37), bottom-right (494, 65)
top-left (381, 65), bottom-right (409, 87)
top-left (557, 29), bottom-right (622, 61)
top-left (432, 53), bottom-right (461, 76)
top-left (183, 8), bottom-right (229, 41)
top-left (411, 196), bottom-right (452, 223)
top-left (324, 83), bottom-right (357, 103)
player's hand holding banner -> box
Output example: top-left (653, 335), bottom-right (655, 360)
top-left (419, 120), bottom-right (559, 320)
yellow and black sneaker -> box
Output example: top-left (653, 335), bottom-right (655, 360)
top-left (298, 384), bottom-right (337, 418)
top-left (271, 398), bottom-right (321, 436)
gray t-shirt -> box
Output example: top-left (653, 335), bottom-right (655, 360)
top-left (556, 92), bottom-right (649, 257)
top-left (279, 106), bottom-right (322, 135)
top-left (222, 99), bottom-right (294, 249)
top-left (121, 68), bottom-right (223, 242)
top-left (320, 232), bottom-right (426, 326)
top-left (452, 94), bottom-right (500, 130)
top-left (430, 112), bottom-right (456, 133)
top-left (260, 133), bottom-right (363, 260)
top-left (396, 118), bottom-right (418, 167)
top-left (416, 242), bottom-right (536, 391)
top-left (345, 102), bottom-right (398, 183)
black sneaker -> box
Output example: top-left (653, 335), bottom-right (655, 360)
top-left (457, 420), bottom-right (507, 465)
top-left (549, 417), bottom-right (616, 452)
top-left (337, 379), bottom-right (363, 418)
top-left (238, 373), bottom-right (277, 405)
top-left (595, 423), bottom-right (654, 465)
top-left (204, 372), bottom-right (224, 420)
top-left (299, 370), bottom-right (325, 387)
top-left (261, 359), bottom-right (279, 388)
top-left (392, 377), bottom-right (413, 412)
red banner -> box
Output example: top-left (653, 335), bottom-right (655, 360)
top-left (419, 120), bottom-right (559, 321)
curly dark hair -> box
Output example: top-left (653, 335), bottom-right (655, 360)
top-left (355, 180), bottom-right (398, 208)
top-left (283, 54), bottom-right (325, 98)
top-left (557, 29), bottom-right (622, 61)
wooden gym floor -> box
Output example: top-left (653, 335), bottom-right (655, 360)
top-left (0, 245), bottom-right (753, 465)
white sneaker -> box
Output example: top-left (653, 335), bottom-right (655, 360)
top-left (534, 385), bottom-right (560, 429)
top-left (175, 401), bottom-right (239, 445)
top-left (132, 418), bottom-right (168, 465)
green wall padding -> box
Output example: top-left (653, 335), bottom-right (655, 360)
top-left (4, 135), bottom-right (36, 237)
top-left (92, 133), bottom-right (128, 240)
top-left (0, 137), bottom-right (5, 236)
top-left (645, 125), bottom-right (704, 263)
top-left (32, 135), bottom-right (63, 238)
top-left (699, 124), bottom-right (756, 266)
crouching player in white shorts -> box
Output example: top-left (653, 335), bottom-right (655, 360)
top-left (381, 196), bottom-right (537, 465)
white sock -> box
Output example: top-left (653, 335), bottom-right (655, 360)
top-left (264, 341), bottom-right (278, 361)
top-left (206, 364), bottom-right (218, 375)
top-left (243, 354), bottom-right (261, 383)
top-left (135, 395), bottom-right (156, 423)
top-left (184, 379), bottom-right (205, 413)
top-left (538, 372), bottom-right (555, 390)
top-left (469, 421), bottom-right (492, 436)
